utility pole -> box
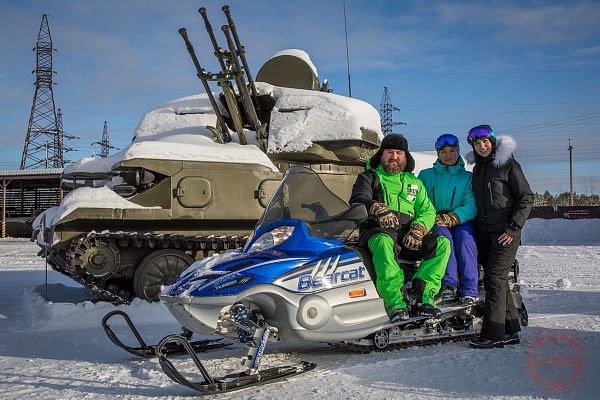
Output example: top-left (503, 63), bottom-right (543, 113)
top-left (568, 139), bottom-right (574, 206)
top-left (380, 87), bottom-right (406, 136)
top-left (21, 14), bottom-right (63, 169)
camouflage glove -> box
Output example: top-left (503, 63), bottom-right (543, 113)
top-left (402, 223), bottom-right (427, 251)
top-left (435, 213), bottom-right (447, 227)
top-left (437, 211), bottom-right (460, 228)
top-left (370, 202), bottom-right (400, 230)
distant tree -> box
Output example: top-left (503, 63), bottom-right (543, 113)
top-left (555, 192), bottom-right (572, 206)
top-left (543, 190), bottom-right (554, 206)
top-left (532, 191), bottom-right (600, 206)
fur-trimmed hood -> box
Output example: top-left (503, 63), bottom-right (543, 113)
top-left (464, 135), bottom-right (517, 167)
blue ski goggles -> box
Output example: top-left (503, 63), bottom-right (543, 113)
top-left (435, 134), bottom-right (460, 151)
top-left (467, 125), bottom-right (496, 145)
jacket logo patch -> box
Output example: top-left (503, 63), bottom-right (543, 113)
top-left (406, 184), bottom-right (418, 201)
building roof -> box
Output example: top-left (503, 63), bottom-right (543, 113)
top-left (0, 168), bottom-right (63, 178)
top-left (1, 168), bottom-right (63, 190)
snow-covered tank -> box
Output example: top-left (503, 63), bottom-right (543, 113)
top-left (33, 7), bottom-right (382, 303)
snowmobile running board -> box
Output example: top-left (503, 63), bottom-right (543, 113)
top-left (156, 333), bottom-right (316, 394)
top-left (331, 300), bottom-right (485, 352)
top-left (102, 310), bottom-right (231, 358)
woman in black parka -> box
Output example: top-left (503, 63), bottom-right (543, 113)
top-left (464, 125), bottom-right (534, 349)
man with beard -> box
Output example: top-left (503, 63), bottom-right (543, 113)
top-left (350, 134), bottom-right (450, 323)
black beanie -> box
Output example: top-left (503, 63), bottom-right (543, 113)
top-left (370, 133), bottom-right (415, 172)
top-left (381, 133), bottom-right (409, 151)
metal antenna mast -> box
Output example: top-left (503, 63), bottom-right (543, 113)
top-left (380, 87), bottom-right (405, 136)
top-left (92, 121), bottom-right (115, 158)
top-left (21, 14), bottom-right (63, 169)
top-left (568, 139), bottom-right (574, 206)
top-left (343, 0), bottom-right (352, 98)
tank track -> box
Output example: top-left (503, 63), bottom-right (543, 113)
top-left (63, 231), bottom-right (248, 304)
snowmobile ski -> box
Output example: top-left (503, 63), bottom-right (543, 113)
top-left (102, 310), bottom-right (231, 358)
top-left (156, 330), bottom-right (316, 394)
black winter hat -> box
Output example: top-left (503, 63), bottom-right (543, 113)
top-left (370, 133), bottom-right (415, 172)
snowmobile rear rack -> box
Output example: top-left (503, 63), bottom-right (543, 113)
top-left (102, 310), bottom-right (231, 358)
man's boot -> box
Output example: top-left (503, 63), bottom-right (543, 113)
top-left (410, 278), bottom-right (441, 318)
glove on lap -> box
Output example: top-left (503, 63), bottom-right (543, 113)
top-left (370, 202), bottom-right (400, 230)
top-left (402, 224), bottom-right (427, 251)
top-left (436, 211), bottom-right (460, 228)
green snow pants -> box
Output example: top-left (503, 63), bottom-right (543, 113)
top-left (367, 232), bottom-right (450, 314)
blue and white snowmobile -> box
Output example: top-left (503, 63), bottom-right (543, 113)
top-left (104, 166), bottom-right (526, 394)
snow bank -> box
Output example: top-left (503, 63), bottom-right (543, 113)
top-left (27, 286), bottom-right (176, 332)
top-left (522, 218), bottom-right (600, 245)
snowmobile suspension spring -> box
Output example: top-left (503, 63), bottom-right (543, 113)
top-left (231, 303), bottom-right (254, 343)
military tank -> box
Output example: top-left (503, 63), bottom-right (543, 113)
top-left (32, 5), bottom-right (382, 303)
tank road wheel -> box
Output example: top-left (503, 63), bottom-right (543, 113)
top-left (80, 241), bottom-right (120, 278)
top-left (372, 329), bottom-right (390, 350)
top-left (133, 249), bottom-right (195, 302)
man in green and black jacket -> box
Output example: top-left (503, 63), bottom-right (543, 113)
top-left (350, 134), bottom-right (450, 323)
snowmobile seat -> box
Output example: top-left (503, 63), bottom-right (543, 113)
top-left (352, 246), bottom-right (419, 284)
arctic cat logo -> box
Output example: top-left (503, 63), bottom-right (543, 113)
top-left (297, 266), bottom-right (366, 290)
top-left (295, 255), bottom-right (367, 291)
top-left (276, 255), bottom-right (369, 292)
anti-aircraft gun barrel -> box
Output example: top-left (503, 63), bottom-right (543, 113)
top-left (222, 5), bottom-right (258, 99)
top-left (178, 27), bottom-right (231, 143)
top-left (221, 25), bottom-right (267, 152)
top-left (199, 7), bottom-right (227, 72)
top-left (198, 7), bottom-right (247, 145)
top-left (221, 5), bottom-right (267, 152)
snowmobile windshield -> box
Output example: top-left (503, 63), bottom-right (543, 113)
top-left (256, 167), bottom-right (361, 241)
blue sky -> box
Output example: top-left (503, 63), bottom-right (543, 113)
top-left (1, 0), bottom-right (599, 194)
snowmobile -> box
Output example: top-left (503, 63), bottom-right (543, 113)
top-left (103, 166), bottom-right (527, 394)
top-left (142, 166), bottom-right (524, 393)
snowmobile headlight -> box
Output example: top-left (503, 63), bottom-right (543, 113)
top-left (246, 226), bottom-right (294, 252)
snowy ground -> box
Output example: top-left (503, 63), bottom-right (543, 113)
top-left (1, 218), bottom-right (599, 399)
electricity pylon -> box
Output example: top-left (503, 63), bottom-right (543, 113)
top-left (380, 86), bottom-right (406, 136)
top-left (21, 14), bottom-right (64, 169)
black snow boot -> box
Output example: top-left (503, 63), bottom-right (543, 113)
top-left (412, 302), bottom-right (442, 318)
top-left (410, 278), bottom-right (442, 318)
top-left (389, 306), bottom-right (410, 323)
